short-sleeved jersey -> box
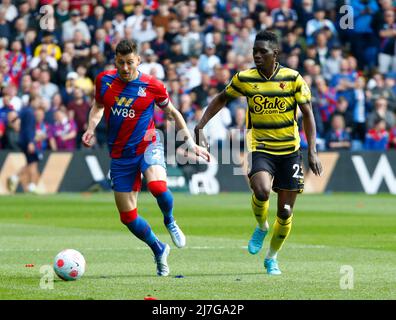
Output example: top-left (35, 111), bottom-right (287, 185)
top-left (225, 63), bottom-right (311, 155)
top-left (95, 70), bottom-right (170, 159)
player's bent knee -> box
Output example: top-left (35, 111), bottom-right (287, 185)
top-left (277, 206), bottom-right (292, 220)
top-left (120, 209), bottom-right (138, 225)
top-left (252, 187), bottom-right (270, 201)
top-left (147, 180), bottom-right (167, 197)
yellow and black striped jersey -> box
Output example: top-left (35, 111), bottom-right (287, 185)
top-left (225, 63), bottom-right (311, 155)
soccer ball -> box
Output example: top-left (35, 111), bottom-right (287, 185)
top-left (53, 249), bottom-right (86, 281)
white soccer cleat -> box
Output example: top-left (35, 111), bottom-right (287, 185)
top-left (166, 221), bottom-right (186, 248)
top-left (154, 244), bottom-right (170, 276)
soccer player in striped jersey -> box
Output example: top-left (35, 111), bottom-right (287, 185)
top-left (195, 31), bottom-right (323, 275)
top-left (82, 39), bottom-right (210, 276)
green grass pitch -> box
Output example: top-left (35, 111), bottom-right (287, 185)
top-left (0, 192), bottom-right (395, 300)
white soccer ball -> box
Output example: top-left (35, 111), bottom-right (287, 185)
top-left (53, 249), bottom-right (86, 281)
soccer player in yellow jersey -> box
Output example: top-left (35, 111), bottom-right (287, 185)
top-left (194, 31), bottom-right (323, 275)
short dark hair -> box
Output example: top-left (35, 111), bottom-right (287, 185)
top-left (115, 39), bottom-right (138, 56)
top-left (255, 30), bottom-right (279, 47)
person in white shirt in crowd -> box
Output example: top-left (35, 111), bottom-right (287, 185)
top-left (38, 70), bottom-right (59, 105)
top-left (62, 9), bottom-right (91, 44)
top-left (138, 48), bottom-right (165, 80)
top-left (201, 88), bottom-right (232, 148)
top-left (198, 43), bottom-right (221, 77)
top-left (183, 55), bottom-right (202, 91)
top-left (0, 0), bottom-right (17, 22)
top-left (126, 2), bottom-right (146, 33)
top-left (132, 17), bottom-right (157, 45)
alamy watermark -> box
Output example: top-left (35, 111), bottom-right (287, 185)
top-left (339, 265), bottom-right (354, 290)
top-left (39, 264), bottom-right (54, 290)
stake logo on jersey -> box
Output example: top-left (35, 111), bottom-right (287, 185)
top-left (252, 95), bottom-right (287, 114)
top-left (95, 70), bottom-right (170, 159)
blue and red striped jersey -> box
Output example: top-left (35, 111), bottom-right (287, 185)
top-left (95, 70), bottom-right (170, 159)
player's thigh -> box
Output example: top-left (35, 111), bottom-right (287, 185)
top-left (114, 191), bottom-right (138, 212)
top-left (249, 171), bottom-right (273, 198)
top-left (248, 152), bottom-right (275, 198)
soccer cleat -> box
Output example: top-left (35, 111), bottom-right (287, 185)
top-left (264, 258), bottom-right (282, 275)
top-left (248, 226), bottom-right (268, 254)
top-left (166, 221), bottom-right (186, 248)
top-left (155, 244), bottom-right (170, 276)
top-left (7, 175), bottom-right (19, 194)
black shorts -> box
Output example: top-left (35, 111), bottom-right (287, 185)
top-left (22, 148), bottom-right (42, 164)
top-left (247, 150), bottom-right (304, 193)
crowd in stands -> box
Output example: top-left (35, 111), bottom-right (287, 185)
top-left (1, 0), bottom-right (396, 154)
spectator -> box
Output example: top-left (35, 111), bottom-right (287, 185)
top-left (377, 9), bottom-right (396, 74)
top-left (12, 17), bottom-right (27, 43)
top-left (150, 26), bottom-right (170, 63)
top-left (7, 97), bottom-right (42, 194)
top-left (271, 0), bottom-right (298, 36)
top-left (0, 0), bottom-right (17, 23)
top-left (55, 0), bottom-right (70, 27)
top-left (364, 118), bottom-right (389, 150)
top-left (325, 114), bottom-right (352, 150)
top-left (229, 106), bottom-right (246, 150)
top-left (198, 43), bottom-right (221, 77)
top-left (74, 65), bottom-right (94, 96)
top-left (323, 45), bottom-right (342, 82)
top-left (366, 97), bottom-right (395, 130)
top-left (352, 76), bottom-right (368, 142)
top-left (132, 17), bottom-right (157, 45)
top-left (0, 85), bottom-right (23, 113)
top-left (0, 8), bottom-right (11, 39)
top-left (152, 2), bottom-right (178, 32)
top-left (389, 126), bottom-right (396, 149)
top-left (3, 110), bottom-right (20, 150)
top-left (62, 9), bottom-right (91, 44)
top-left (34, 106), bottom-right (51, 152)
top-left (66, 88), bottom-right (90, 148)
top-left (232, 27), bottom-right (254, 58)
top-left (49, 108), bottom-right (77, 151)
top-left (183, 55), bottom-right (202, 91)
top-left (366, 73), bottom-right (396, 112)
top-left (5, 40), bottom-right (28, 87)
top-left (201, 92), bottom-right (232, 147)
top-left (313, 76), bottom-right (337, 132)
top-left (349, 0), bottom-right (379, 71)
top-left (29, 44), bottom-right (58, 71)
top-left (33, 31), bottom-right (62, 61)
top-left (306, 8), bottom-right (337, 46)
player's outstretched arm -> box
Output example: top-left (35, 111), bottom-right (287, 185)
top-left (163, 102), bottom-right (210, 162)
top-left (299, 102), bottom-right (323, 176)
top-left (194, 90), bottom-right (228, 148)
top-left (82, 101), bottom-right (104, 148)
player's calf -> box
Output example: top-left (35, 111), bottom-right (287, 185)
top-left (147, 181), bottom-right (186, 248)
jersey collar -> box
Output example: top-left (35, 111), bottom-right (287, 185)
top-left (257, 62), bottom-right (280, 81)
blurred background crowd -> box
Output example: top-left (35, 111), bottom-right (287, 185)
top-left (1, 0), bottom-right (396, 154)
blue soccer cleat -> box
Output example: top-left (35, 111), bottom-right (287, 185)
top-left (248, 226), bottom-right (268, 254)
top-left (264, 258), bottom-right (282, 275)
top-left (154, 244), bottom-right (170, 276)
top-left (166, 221), bottom-right (186, 248)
